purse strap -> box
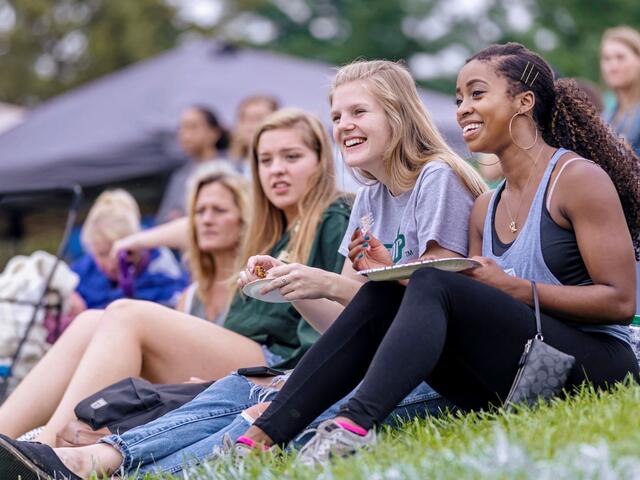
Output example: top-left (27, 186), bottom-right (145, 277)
top-left (531, 280), bottom-right (543, 340)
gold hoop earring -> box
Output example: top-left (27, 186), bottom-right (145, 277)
top-left (508, 112), bottom-right (538, 150)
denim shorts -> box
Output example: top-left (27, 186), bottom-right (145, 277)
top-left (260, 345), bottom-right (284, 367)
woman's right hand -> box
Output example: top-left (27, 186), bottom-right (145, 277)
top-left (348, 227), bottom-right (392, 271)
top-left (237, 255), bottom-right (285, 288)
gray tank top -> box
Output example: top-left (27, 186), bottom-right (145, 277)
top-left (183, 283), bottom-right (226, 326)
top-left (482, 148), bottom-right (630, 344)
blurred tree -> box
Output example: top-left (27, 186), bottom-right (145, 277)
top-left (0, 0), bottom-right (186, 104)
top-left (226, 0), bottom-right (640, 93)
top-left (2, 0), bottom-right (639, 105)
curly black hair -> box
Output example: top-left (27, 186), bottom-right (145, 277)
top-left (468, 42), bottom-right (640, 259)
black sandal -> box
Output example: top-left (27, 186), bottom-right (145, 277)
top-left (0, 433), bottom-right (81, 479)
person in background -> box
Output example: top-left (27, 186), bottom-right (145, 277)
top-left (600, 26), bottom-right (640, 156)
top-left (600, 26), bottom-right (640, 315)
top-left (176, 170), bottom-right (249, 323)
top-left (71, 189), bottom-right (187, 311)
top-left (228, 94), bottom-right (280, 175)
top-left (156, 106), bottom-right (234, 223)
top-left (574, 78), bottom-right (605, 114)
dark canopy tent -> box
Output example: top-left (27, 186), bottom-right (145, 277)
top-left (0, 40), bottom-right (465, 194)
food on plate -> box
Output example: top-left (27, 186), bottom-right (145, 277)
top-left (255, 264), bottom-right (267, 279)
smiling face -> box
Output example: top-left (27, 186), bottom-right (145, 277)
top-left (601, 39), bottom-right (640, 91)
top-left (256, 127), bottom-right (319, 222)
top-left (178, 108), bottom-right (219, 158)
top-left (455, 60), bottom-right (522, 155)
top-left (193, 181), bottom-right (242, 254)
top-left (330, 80), bottom-right (391, 178)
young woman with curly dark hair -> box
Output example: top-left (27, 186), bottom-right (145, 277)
top-left (220, 42), bottom-right (640, 465)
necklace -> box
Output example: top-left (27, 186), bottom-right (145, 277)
top-left (504, 145), bottom-right (545, 234)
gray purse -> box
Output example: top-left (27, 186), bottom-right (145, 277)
top-left (505, 281), bottom-right (575, 410)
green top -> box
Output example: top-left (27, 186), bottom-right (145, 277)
top-left (224, 198), bottom-right (351, 368)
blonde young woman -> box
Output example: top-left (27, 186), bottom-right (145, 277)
top-left (0, 143), bottom-right (347, 450)
top-left (9, 62), bottom-right (488, 479)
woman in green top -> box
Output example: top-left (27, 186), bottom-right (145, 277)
top-left (0, 108), bottom-right (350, 446)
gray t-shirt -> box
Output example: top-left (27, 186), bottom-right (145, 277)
top-left (338, 161), bottom-right (474, 264)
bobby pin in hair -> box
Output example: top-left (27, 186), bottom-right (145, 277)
top-left (520, 61), bottom-right (539, 88)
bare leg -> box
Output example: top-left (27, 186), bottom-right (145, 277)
top-left (56, 443), bottom-right (122, 479)
top-left (0, 310), bottom-right (103, 437)
top-left (35, 299), bottom-right (265, 445)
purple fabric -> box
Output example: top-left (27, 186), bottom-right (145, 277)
top-left (71, 248), bottom-right (188, 309)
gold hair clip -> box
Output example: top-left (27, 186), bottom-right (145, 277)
top-left (520, 61), bottom-right (539, 88)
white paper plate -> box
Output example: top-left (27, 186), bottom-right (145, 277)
top-left (242, 278), bottom-right (290, 303)
top-left (358, 258), bottom-right (480, 281)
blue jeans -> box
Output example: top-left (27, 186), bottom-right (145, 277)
top-left (101, 372), bottom-right (453, 476)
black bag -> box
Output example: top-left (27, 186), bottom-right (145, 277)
top-left (505, 281), bottom-right (575, 410)
top-left (74, 377), bottom-right (213, 433)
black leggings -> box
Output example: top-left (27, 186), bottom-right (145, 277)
top-left (254, 269), bottom-right (639, 444)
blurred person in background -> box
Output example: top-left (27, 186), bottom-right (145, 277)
top-left (601, 26), bottom-right (640, 315)
top-left (574, 78), bottom-right (605, 114)
top-left (600, 26), bottom-right (640, 156)
top-left (156, 106), bottom-right (234, 223)
top-left (228, 94), bottom-right (280, 174)
top-left (71, 190), bottom-right (187, 311)
top-left (175, 170), bottom-right (249, 322)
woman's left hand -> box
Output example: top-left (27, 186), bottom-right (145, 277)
top-left (259, 263), bottom-right (333, 301)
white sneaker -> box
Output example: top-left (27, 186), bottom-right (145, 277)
top-left (216, 434), bottom-right (271, 469)
top-left (297, 419), bottom-right (376, 468)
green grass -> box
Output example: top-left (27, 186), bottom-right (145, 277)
top-left (106, 379), bottom-right (640, 479)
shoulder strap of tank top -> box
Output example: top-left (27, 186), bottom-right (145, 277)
top-left (545, 157), bottom-right (596, 212)
top-left (182, 282), bottom-right (198, 314)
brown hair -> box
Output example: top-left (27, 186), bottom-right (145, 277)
top-left (468, 42), bottom-right (640, 258)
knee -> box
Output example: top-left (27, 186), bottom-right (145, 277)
top-left (409, 267), bottom-right (456, 290)
top-left (357, 278), bottom-right (404, 301)
top-left (60, 309), bottom-right (102, 338)
top-left (104, 298), bottom-right (139, 316)
top-left (98, 299), bottom-right (145, 333)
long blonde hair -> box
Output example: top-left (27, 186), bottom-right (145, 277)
top-left (330, 60), bottom-right (487, 197)
top-left (81, 189), bottom-right (140, 249)
top-left (237, 108), bottom-right (338, 271)
top-left (601, 26), bottom-right (640, 104)
top-left (184, 167), bottom-right (250, 299)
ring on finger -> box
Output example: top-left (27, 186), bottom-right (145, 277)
top-left (279, 276), bottom-right (289, 287)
